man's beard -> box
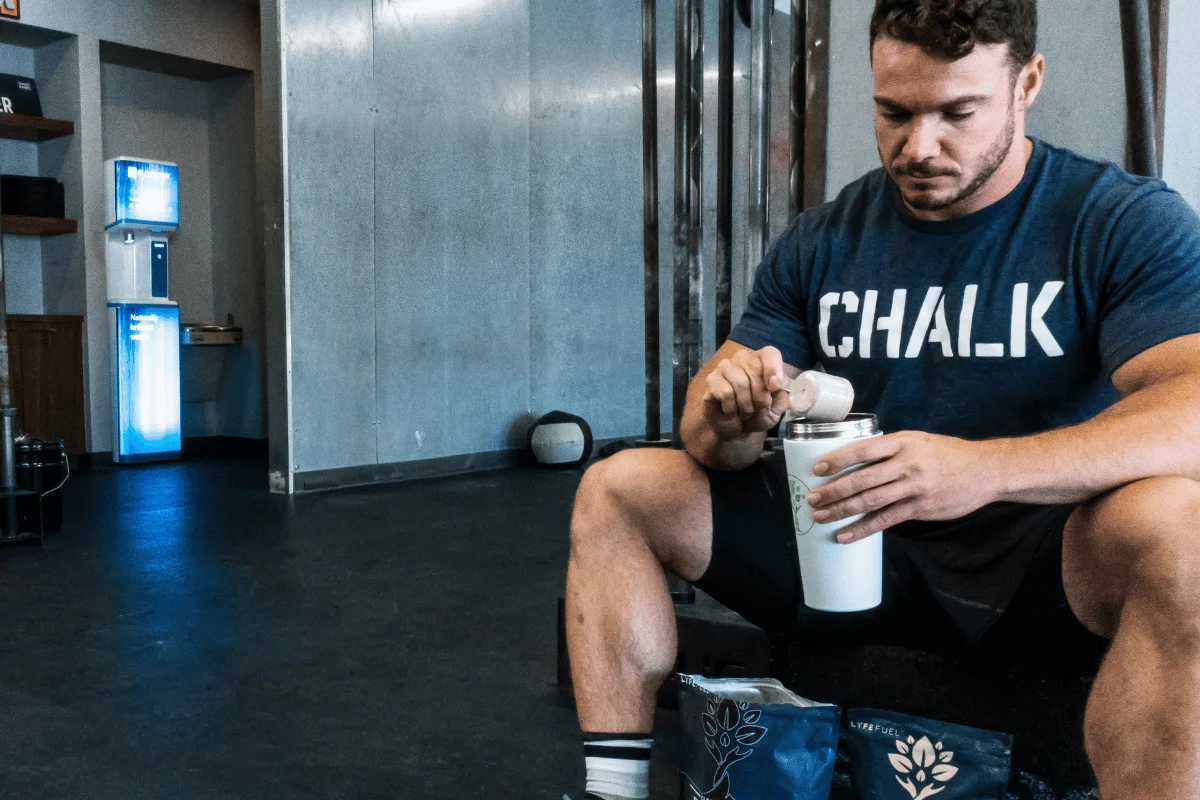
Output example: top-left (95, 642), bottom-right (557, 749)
top-left (888, 110), bottom-right (1016, 213)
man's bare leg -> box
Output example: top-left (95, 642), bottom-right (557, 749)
top-left (1063, 477), bottom-right (1200, 799)
top-left (566, 447), bottom-right (714, 733)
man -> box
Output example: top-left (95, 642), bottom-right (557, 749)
top-left (566, 0), bottom-right (1200, 798)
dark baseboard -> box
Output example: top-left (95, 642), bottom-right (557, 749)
top-left (293, 435), bottom-right (646, 493)
top-left (294, 449), bottom-right (523, 493)
top-left (182, 436), bottom-right (269, 460)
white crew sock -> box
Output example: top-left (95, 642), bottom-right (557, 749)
top-left (583, 734), bottom-right (653, 800)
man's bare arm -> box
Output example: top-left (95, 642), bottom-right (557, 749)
top-left (990, 333), bottom-right (1200, 504)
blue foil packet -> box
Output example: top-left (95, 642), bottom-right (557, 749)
top-left (843, 708), bottom-right (1013, 799)
top-left (679, 675), bottom-right (841, 800)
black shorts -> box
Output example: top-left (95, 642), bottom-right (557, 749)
top-left (693, 452), bottom-right (1110, 677)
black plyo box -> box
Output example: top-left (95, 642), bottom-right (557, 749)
top-left (0, 175), bottom-right (65, 218)
top-left (0, 73), bottom-right (41, 117)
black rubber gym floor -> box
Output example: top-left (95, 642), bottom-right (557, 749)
top-left (0, 458), bottom-right (683, 799)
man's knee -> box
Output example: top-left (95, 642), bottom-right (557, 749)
top-left (569, 448), bottom-right (711, 576)
top-left (573, 450), bottom-right (651, 532)
top-left (1070, 477), bottom-right (1200, 639)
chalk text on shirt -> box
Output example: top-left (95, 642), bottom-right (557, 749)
top-left (817, 282), bottom-right (1065, 360)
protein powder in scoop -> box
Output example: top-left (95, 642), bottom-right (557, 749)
top-left (786, 371), bottom-right (855, 422)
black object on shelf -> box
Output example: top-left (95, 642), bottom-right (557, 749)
top-left (0, 73), bottom-right (42, 117)
top-left (1, 174), bottom-right (64, 219)
top-left (16, 437), bottom-right (65, 533)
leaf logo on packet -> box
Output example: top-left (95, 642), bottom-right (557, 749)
top-left (681, 697), bottom-right (767, 799)
top-left (842, 708), bottom-right (1012, 800)
top-left (888, 735), bottom-right (958, 799)
top-left (678, 675), bottom-right (841, 800)
top-left (704, 699), bottom-right (768, 785)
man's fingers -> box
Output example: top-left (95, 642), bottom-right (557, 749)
top-left (745, 364), bottom-right (771, 408)
top-left (813, 479), bottom-right (909, 524)
top-left (813, 433), bottom-right (904, 476)
top-left (705, 372), bottom-right (739, 416)
top-left (732, 350), bottom-right (771, 408)
top-left (835, 500), bottom-right (917, 544)
top-left (715, 357), bottom-right (753, 417)
top-left (808, 461), bottom-right (906, 509)
top-left (769, 389), bottom-right (790, 418)
top-left (748, 390), bottom-right (792, 432)
top-left (757, 346), bottom-right (786, 392)
top-left (719, 361), bottom-right (757, 418)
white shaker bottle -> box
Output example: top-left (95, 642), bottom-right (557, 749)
top-left (782, 414), bottom-right (883, 612)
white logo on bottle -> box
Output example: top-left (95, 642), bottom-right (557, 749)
top-left (889, 735), bottom-right (959, 799)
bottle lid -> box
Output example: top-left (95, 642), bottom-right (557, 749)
top-left (784, 413), bottom-right (878, 440)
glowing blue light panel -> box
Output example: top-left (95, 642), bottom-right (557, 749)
top-left (112, 303), bottom-right (181, 462)
top-left (112, 159), bottom-right (179, 228)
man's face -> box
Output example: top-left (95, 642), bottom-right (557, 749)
top-left (872, 37), bottom-right (1024, 214)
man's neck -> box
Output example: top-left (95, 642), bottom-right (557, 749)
top-left (906, 136), bottom-right (1034, 222)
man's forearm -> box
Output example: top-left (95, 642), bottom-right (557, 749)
top-left (679, 377), bottom-right (766, 471)
top-left (991, 373), bottom-right (1200, 505)
top-left (680, 413), bottom-right (765, 472)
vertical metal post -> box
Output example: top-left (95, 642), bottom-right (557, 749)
top-left (715, 0), bottom-right (734, 346)
top-left (0, 215), bottom-right (17, 539)
top-left (789, 0), bottom-right (806, 219)
top-left (802, 0), bottom-right (830, 210)
top-left (746, 0), bottom-right (772, 298)
top-left (1120, 0), bottom-right (1160, 177)
top-left (672, 0), bottom-right (691, 437)
top-left (641, 0), bottom-right (662, 443)
top-left (686, 0), bottom-right (704, 382)
top-left (1149, 0), bottom-right (1169, 174)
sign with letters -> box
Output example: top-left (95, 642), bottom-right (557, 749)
top-left (0, 0), bottom-right (19, 20)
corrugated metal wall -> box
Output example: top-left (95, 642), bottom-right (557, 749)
top-left (281, 0), bottom-right (756, 485)
top-left (373, 0), bottom-right (533, 465)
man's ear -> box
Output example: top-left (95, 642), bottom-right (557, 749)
top-left (1017, 53), bottom-right (1045, 110)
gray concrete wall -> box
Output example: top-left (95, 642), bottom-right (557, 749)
top-left (1164, 0), bottom-right (1200, 212)
top-left (210, 74), bottom-right (264, 439)
top-left (284, 0), bottom-right (376, 473)
top-left (826, 0), bottom-right (1127, 197)
top-left (0, 41), bottom-right (43, 315)
top-left (281, 0), bottom-right (675, 479)
top-left (11, 0), bottom-right (261, 453)
top-left (529, 0), bottom-right (638, 456)
top-left (37, 35), bottom-right (85, 322)
top-left (275, 0), bottom-right (762, 485)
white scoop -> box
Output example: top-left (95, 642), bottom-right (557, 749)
top-left (784, 370), bottom-right (855, 422)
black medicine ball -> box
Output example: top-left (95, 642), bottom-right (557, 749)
top-left (527, 411), bottom-right (593, 468)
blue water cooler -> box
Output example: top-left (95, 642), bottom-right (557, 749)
top-left (104, 157), bottom-right (182, 464)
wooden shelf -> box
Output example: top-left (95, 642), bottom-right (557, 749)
top-left (2, 216), bottom-right (78, 236)
top-left (0, 113), bottom-right (74, 143)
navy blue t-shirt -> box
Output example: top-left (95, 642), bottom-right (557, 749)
top-left (730, 139), bottom-right (1200, 636)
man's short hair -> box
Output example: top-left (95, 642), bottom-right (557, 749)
top-left (870, 0), bottom-right (1037, 66)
